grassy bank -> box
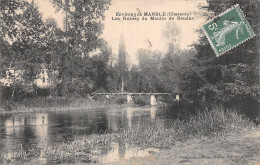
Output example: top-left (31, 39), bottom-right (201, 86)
top-left (0, 134), bottom-right (116, 164)
top-left (0, 96), bottom-right (126, 114)
top-left (120, 107), bottom-right (256, 149)
top-left (0, 95), bottom-right (169, 114)
top-left (0, 106), bottom-right (256, 164)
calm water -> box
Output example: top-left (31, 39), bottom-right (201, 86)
top-left (0, 106), bottom-right (169, 163)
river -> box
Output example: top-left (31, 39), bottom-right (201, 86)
top-left (0, 106), bottom-right (171, 163)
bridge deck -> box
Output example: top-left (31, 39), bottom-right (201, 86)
top-left (91, 93), bottom-right (171, 95)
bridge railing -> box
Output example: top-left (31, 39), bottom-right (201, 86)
top-left (91, 92), bottom-right (171, 96)
top-left (90, 92), bottom-right (175, 106)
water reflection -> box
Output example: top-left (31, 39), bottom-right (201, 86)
top-left (126, 107), bottom-right (134, 128)
top-left (150, 106), bottom-right (157, 119)
top-left (0, 106), bottom-right (163, 163)
top-left (4, 113), bottom-right (48, 127)
top-left (100, 142), bottom-right (158, 163)
top-left (0, 113), bottom-right (49, 152)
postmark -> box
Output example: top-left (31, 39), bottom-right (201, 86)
top-left (202, 4), bottom-right (255, 56)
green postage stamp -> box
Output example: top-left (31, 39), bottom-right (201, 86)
top-left (202, 4), bottom-right (255, 56)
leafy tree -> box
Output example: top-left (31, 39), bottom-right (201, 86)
top-left (160, 22), bottom-right (184, 94)
top-left (136, 49), bottom-right (163, 92)
top-left (117, 34), bottom-right (128, 92)
top-left (51, 0), bottom-right (111, 96)
top-left (44, 18), bottom-right (65, 69)
top-left (0, 0), bottom-right (48, 99)
top-left (92, 43), bottom-right (111, 91)
top-left (126, 65), bottom-right (138, 92)
top-left (161, 49), bottom-right (200, 95)
top-left (193, 0), bottom-right (260, 114)
top-left (51, 0), bottom-right (111, 55)
top-left (162, 22), bottom-right (181, 53)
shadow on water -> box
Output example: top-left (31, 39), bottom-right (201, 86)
top-left (0, 106), bottom-right (169, 163)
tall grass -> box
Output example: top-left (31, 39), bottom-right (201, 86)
top-left (0, 96), bottom-right (119, 113)
top-left (117, 106), bottom-right (255, 149)
top-left (0, 134), bottom-right (116, 164)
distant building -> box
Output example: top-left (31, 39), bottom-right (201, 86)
top-left (34, 67), bottom-right (60, 88)
top-left (34, 68), bottom-right (49, 88)
top-left (0, 66), bottom-right (60, 89)
top-left (0, 68), bottom-right (24, 87)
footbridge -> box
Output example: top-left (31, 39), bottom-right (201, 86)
top-left (91, 92), bottom-right (180, 106)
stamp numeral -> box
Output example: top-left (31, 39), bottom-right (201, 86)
top-left (208, 23), bottom-right (218, 31)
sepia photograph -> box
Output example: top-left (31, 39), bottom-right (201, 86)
top-left (0, 0), bottom-right (259, 164)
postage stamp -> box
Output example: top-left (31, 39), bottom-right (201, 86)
top-left (202, 4), bottom-right (255, 56)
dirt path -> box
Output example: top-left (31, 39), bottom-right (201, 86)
top-left (103, 127), bottom-right (260, 165)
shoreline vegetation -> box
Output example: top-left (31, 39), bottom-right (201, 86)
top-left (0, 102), bottom-right (257, 164)
top-left (0, 95), bottom-right (165, 114)
top-left (0, 96), bottom-right (130, 114)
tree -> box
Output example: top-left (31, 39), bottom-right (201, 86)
top-left (136, 49), bottom-right (163, 92)
top-left (51, 0), bottom-right (111, 55)
top-left (127, 65), bottom-right (140, 92)
top-left (193, 0), bottom-right (260, 114)
top-left (44, 18), bottom-right (64, 68)
top-left (117, 34), bottom-right (128, 92)
top-left (92, 43), bottom-right (111, 90)
top-left (0, 0), bottom-right (48, 99)
top-left (162, 22), bottom-right (181, 53)
top-left (51, 0), bottom-right (111, 96)
top-left (160, 22), bottom-right (183, 94)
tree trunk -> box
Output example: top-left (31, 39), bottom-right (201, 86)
top-left (121, 80), bottom-right (124, 92)
top-left (12, 89), bottom-right (15, 98)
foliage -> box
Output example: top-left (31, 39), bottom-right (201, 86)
top-left (106, 67), bottom-right (120, 92)
top-left (116, 34), bottom-right (128, 91)
top-left (134, 49), bottom-right (163, 92)
top-left (50, 0), bottom-right (111, 96)
top-left (162, 22), bottom-right (181, 50)
top-left (132, 95), bottom-right (149, 106)
top-left (192, 0), bottom-right (260, 115)
top-left (51, 0), bottom-right (111, 55)
top-left (0, 0), bottom-right (47, 99)
top-left (114, 95), bottom-right (127, 104)
top-left (0, 0), bottom-right (112, 102)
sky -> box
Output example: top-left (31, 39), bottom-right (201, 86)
top-left (33, 0), bottom-right (207, 65)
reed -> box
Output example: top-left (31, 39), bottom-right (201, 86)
top-left (117, 106), bottom-right (255, 149)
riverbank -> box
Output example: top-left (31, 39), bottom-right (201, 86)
top-left (105, 126), bottom-right (260, 165)
top-left (0, 103), bottom-right (123, 115)
top-left (0, 96), bottom-right (127, 114)
top-left (0, 106), bottom-right (257, 164)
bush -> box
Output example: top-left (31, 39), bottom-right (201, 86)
top-left (157, 100), bottom-right (197, 119)
top-left (133, 95), bottom-right (149, 106)
top-left (196, 64), bottom-right (260, 119)
top-left (114, 95), bottom-right (126, 104)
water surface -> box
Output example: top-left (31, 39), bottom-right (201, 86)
top-left (0, 106), bottom-right (169, 163)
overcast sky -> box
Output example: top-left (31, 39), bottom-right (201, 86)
top-left (33, 0), bottom-right (207, 65)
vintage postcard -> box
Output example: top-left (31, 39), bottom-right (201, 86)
top-left (0, 0), bottom-right (259, 164)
